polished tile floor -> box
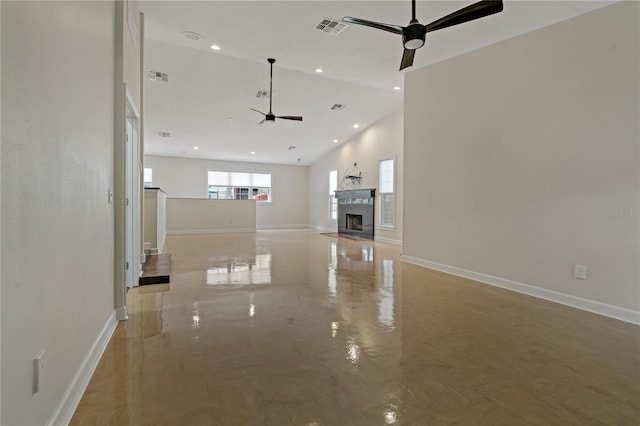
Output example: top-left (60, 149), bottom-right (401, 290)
top-left (71, 230), bottom-right (640, 425)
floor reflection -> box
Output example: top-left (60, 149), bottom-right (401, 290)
top-left (327, 239), bottom-right (396, 329)
top-left (378, 258), bottom-right (395, 329)
top-left (71, 230), bottom-right (638, 426)
top-left (206, 253), bottom-right (272, 285)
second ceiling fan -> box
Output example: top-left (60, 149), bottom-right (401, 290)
top-left (343, 0), bottom-right (504, 71)
top-left (250, 58), bottom-right (303, 124)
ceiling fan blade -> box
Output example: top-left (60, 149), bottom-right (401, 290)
top-left (399, 48), bottom-right (415, 71)
top-left (342, 16), bottom-right (404, 35)
top-left (248, 107), bottom-right (266, 116)
top-left (277, 116), bottom-right (303, 122)
top-left (425, 0), bottom-right (503, 33)
top-left (257, 118), bottom-right (266, 125)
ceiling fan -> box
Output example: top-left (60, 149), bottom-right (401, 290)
top-left (343, 0), bottom-right (504, 71)
top-left (250, 58), bottom-right (303, 124)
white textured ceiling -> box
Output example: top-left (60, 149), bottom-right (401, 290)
top-left (141, 0), bottom-right (614, 165)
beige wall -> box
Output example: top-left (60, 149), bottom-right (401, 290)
top-left (145, 155), bottom-right (309, 229)
top-left (1, 1), bottom-right (116, 424)
top-left (144, 188), bottom-right (167, 251)
top-left (403, 2), bottom-right (639, 315)
top-left (123, 0), bottom-right (142, 111)
top-left (308, 108), bottom-right (404, 244)
top-left (166, 199), bottom-right (256, 234)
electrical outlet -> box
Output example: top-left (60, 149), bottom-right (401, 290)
top-left (33, 350), bottom-right (46, 394)
top-left (574, 265), bottom-right (588, 280)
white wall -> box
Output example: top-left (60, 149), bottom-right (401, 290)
top-left (1, 1), bottom-right (116, 424)
top-left (144, 188), bottom-right (167, 252)
top-left (144, 155), bottom-right (309, 229)
top-left (403, 2), bottom-right (639, 320)
top-left (166, 199), bottom-right (256, 234)
top-left (308, 108), bottom-right (404, 245)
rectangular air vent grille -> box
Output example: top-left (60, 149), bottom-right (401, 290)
top-left (157, 131), bottom-right (171, 138)
top-left (315, 18), bottom-right (348, 35)
top-left (330, 104), bottom-right (346, 111)
top-left (148, 70), bottom-right (169, 83)
top-left (256, 90), bottom-right (269, 99)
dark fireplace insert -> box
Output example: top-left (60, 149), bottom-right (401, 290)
top-left (346, 214), bottom-right (363, 231)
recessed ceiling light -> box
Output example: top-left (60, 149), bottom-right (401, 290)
top-left (182, 31), bottom-right (203, 41)
top-left (210, 45), bottom-right (221, 50)
top-left (251, 151), bottom-right (256, 155)
top-left (333, 139), bottom-right (338, 143)
top-left (193, 146), bottom-right (199, 150)
top-left (393, 86), bottom-right (401, 91)
top-left (353, 124), bottom-right (359, 129)
top-left (315, 68), bottom-right (323, 73)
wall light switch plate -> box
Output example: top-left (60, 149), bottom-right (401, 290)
top-left (574, 264), bottom-right (588, 280)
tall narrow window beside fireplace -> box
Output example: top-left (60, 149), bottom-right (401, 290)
top-left (379, 158), bottom-right (395, 227)
top-left (329, 169), bottom-right (337, 220)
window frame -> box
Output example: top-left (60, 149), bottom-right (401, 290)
top-left (328, 169), bottom-right (338, 221)
top-left (206, 170), bottom-right (273, 203)
top-left (143, 167), bottom-right (153, 188)
top-left (378, 157), bottom-right (396, 228)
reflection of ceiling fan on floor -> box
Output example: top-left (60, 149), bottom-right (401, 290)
top-left (250, 58), bottom-right (303, 125)
top-left (343, 0), bottom-right (504, 71)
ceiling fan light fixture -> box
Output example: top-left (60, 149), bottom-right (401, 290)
top-left (402, 23), bottom-right (426, 50)
top-left (404, 38), bottom-right (424, 49)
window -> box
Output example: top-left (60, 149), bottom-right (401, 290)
top-left (329, 170), bottom-right (337, 220)
top-left (379, 158), bottom-right (395, 227)
top-left (143, 167), bottom-right (153, 188)
top-left (207, 171), bottom-right (272, 202)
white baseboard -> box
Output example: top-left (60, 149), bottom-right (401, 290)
top-left (46, 311), bottom-right (118, 426)
top-left (115, 305), bottom-right (127, 321)
top-left (315, 225), bottom-right (337, 233)
top-left (167, 228), bottom-right (256, 235)
top-left (374, 236), bottom-right (402, 246)
top-left (256, 224), bottom-right (312, 230)
top-left (400, 255), bottom-right (640, 325)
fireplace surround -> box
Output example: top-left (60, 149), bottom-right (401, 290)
top-left (335, 189), bottom-right (375, 239)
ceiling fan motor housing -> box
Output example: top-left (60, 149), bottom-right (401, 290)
top-left (403, 21), bottom-right (426, 49)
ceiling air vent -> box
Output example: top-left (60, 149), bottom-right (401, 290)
top-left (148, 70), bottom-right (169, 83)
top-left (330, 104), bottom-right (346, 111)
top-left (315, 18), bottom-right (348, 35)
top-left (255, 90), bottom-right (270, 99)
top-left (157, 131), bottom-right (171, 138)
top-left (288, 146), bottom-right (296, 150)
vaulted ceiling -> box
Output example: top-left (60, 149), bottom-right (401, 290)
top-left (141, 1), bottom-right (614, 165)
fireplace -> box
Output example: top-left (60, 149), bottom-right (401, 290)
top-left (346, 214), bottom-right (363, 231)
top-left (335, 189), bottom-right (375, 239)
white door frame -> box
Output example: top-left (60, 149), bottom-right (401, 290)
top-left (125, 91), bottom-right (141, 289)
